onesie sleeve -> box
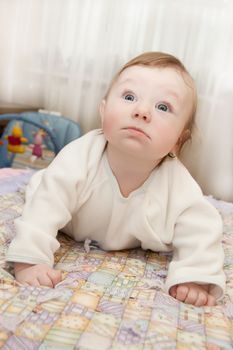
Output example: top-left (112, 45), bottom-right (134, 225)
top-left (164, 197), bottom-right (226, 300)
top-left (6, 131), bottom-right (104, 267)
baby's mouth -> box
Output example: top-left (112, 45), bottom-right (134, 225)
top-left (123, 127), bottom-right (150, 139)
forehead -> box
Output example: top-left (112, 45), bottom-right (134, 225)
top-left (116, 65), bottom-right (191, 93)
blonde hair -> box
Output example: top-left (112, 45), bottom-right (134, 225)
top-left (105, 51), bottom-right (197, 134)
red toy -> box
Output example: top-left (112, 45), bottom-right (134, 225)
top-left (5, 123), bottom-right (28, 153)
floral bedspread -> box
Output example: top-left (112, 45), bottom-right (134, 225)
top-left (0, 168), bottom-right (232, 349)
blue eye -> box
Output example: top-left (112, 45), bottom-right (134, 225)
top-left (156, 103), bottom-right (170, 112)
top-left (124, 94), bottom-right (135, 102)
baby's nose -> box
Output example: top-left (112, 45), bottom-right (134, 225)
top-left (133, 108), bottom-right (151, 122)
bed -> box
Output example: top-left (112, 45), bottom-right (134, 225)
top-left (0, 168), bottom-right (232, 349)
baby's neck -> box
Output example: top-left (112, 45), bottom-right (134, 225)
top-left (106, 145), bottom-right (159, 198)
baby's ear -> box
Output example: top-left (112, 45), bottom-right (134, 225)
top-left (99, 99), bottom-right (106, 126)
top-left (179, 129), bottom-right (191, 145)
top-left (170, 129), bottom-right (191, 156)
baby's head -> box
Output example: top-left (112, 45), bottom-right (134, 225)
top-left (101, 52), bottom-right (197, 162)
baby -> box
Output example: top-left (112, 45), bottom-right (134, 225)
top-left (6, 51), bottom-right (226, 306)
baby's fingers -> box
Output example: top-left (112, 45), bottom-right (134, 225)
top-left (169, 285), bottom-right (177, 298)
top-left (175, 285), bottom-right (189, 302)
top-left (47, 269), bottom-right (62, 287)
top-left (37, 273), bottom-right (54, 288)
top-left (194, 292), bottom-right (208, 307)
top-left (206, 294), bottom-right (216, 306)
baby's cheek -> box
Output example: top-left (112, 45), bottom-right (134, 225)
top-left (102, 117), bottom-right (115, 136)
top-left (159, 126), bottom-right (181, 148)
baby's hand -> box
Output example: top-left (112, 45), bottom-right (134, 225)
top-left (14, 262), bottom-right (62, 288)
top-left (169, 282), bottom-right (216, 306)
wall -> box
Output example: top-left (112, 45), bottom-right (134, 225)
top-left (0, 0), bottom-right (232, 201)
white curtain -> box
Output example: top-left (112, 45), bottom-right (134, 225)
top-left (0, 0), bottom-right (232, 201)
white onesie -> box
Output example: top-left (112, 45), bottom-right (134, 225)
top-left (6, 129), bottom-right (226, 299)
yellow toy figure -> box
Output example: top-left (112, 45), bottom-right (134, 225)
top-left (5, 123), bottom-right (28, 153)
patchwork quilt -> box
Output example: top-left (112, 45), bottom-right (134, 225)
top-left (0, 168), bottom-right (232, 349)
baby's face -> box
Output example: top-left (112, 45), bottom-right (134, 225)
top-left (100, 65), bottom-right (194, 163)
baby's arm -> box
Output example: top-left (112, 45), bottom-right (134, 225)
top-left (6, 131), bottom-right (103, 283)
top-left (169, 282), bottom-right (216, 306)
top-left (14, 262), bottom-right (62, 287)
top-left (6, 142), bottom-right (82, 268)
top-left (165, 197), bottom-right (225, 304)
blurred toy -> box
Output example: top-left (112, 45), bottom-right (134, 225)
top-left (30, 129), bottom-right (46, 162)
top-left (5, 123), bottom-right (28, 153)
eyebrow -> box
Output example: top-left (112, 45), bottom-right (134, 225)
top-left (117, 79), bottom-right (180, 102)
top-left (163, 90), bottom-right (180, 102)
